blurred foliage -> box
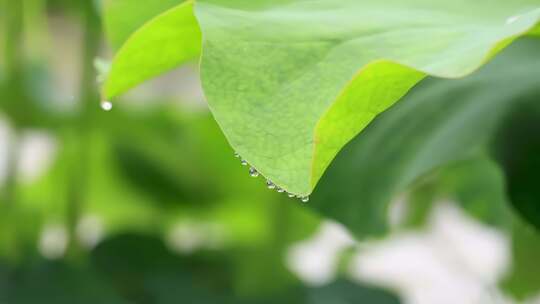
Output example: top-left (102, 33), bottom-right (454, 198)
top-left (501, 219), bottom-right (540, 300)
top-left (493, 104), bottom-right (540, 230)
top-left (311, 38), bottom-right (540, 239)
top-left (403, 155), bottom-right (540, 300)
top-left (405, 157), bottom-right (512, 230)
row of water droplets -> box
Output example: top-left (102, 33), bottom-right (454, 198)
top-left (234, 152), bottom-right (309, 203)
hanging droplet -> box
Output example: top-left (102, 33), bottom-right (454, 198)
top-left (234, 152), bottom-right (240, 158)
top-left (301, 196), bottom-right (309, 203)
top-left (249, 167), bottom-right (259, 177)
top-left (266, 180), bottom-right (275, 189)
top-left (100, 100), bottom-right (113, 111)
top-left (277, 188), bottom-right (285, 193)
top-left (240, 159), bottom-right (248, 166)
top-left (287, 193), bottom-right (295, 198)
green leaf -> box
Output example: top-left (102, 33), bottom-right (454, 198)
top-left (309, 38), bottom-right (540, 238)
top-left (1, 261), bottom-right (127, 304)
top-left (405, 157), bottom-right (512, 230)
top-left (493, 103), bottom-right (540, 230)
top-left (530, 23), bottom-right (540, 35)
top-left (194, 0), bottom-right (540, 195)
top-left (103, 1), bottom-right (201, 98)
top-left (307, 279), bottom-right (400, 304)
top-left (501, 218), bottom-right (540, 300)
top-left (102, 0), bottom-right (185, 49)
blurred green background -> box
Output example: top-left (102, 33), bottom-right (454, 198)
top-left (0, 1), bottom-right (539, 303)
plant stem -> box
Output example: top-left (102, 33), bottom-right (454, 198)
top-left (3, 130), bottom-right (20, 207)
top-left (3, 0), bottom-right (23, 82)
top-left (2, 0), bottom-right (22, 203)
top-left (66, 1), bottom-right (102, 254)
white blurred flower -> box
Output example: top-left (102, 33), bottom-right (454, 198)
top-left (286, 221), bottom-right (355, 286)
top-left (18, 131), bottom-right (57, 182)
top-left (350, 202), bottom-right (511, 304)
top-left (76, 214), bottom-right (104, 249)
top-left (38, 223), bottom-right (68, 260)
top-left (166, 221), bottom-right (226, 254)
top-left (0, 124), bottom-right (56, 186)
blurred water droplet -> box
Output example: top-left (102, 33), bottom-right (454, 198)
top-left (240, 159), bottom-right (248, 166)
top-left (100, 100), bottom-right (113, 111)
top-left (288, 193), bottom-right (295, 198)
top-left (301, 196), bottom-right (309, 203)
top-left (249, 167), bottom-right (259, 177)
top-left (234, 152), bottom-right (240, 158)
top-left (266, 180), bottom-right (276, 189)
top-left (277, 188), bottom-right (285, 193)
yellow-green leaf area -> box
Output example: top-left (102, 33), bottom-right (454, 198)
top-left (104, 1), bottom-right (201, 98)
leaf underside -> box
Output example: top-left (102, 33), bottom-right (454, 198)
top-left (105, 0), bottom-right (540, 196)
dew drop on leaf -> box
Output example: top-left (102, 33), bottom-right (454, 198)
top-left (249, 167), bottom-right (259, 177)
top-left (277, 188), bottom-right (285, 193)
top-left (266, 180), bottom-right (275, 189)
top-left (100, 100), bottom-right (113, 111)
top-left (301, 196), bottom-right (309, 203)
top-left (287, 193), bottom-right (295, 198)
top-left (240, 159), bottom-right (248, 166)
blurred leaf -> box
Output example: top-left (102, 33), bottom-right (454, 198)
top-left (0, 73), bottom-right (66, 129)
top-left (493, 105), bottom-right (540, 230)
top-left (91, 233), bottom-right (231, 303)
top-left (501, 218), bottom-right (540, 300)
top-left (104, 1), bottom-right (201, 98)
top-left (14, 103), bottom-right (320, 254)
top-left (530, 23), bottom-right (540, 35)
top-left (194, 0), bottom-right (540, 195)
top-left (91, 234), bottom-right (400, 304)
top-left (102, 0), bottom-right (185, 48)
top-left (230, 200), bottom-right (319, 296)
top-left (405, 157), bottom-right (512, 230)
top-left (0, 260), bottom-right (127, 304)
top-left (109, 110), bottom-right (220, 205)
top-left (310, 39), bottom-right (540, 239)
top-left (307, 279), bottom-right (400, 304)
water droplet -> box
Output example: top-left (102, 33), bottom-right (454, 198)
top-left (287, 193), bottom-right (295, 198)
top-left (100, 100), bottom-right (113, 111)
top-left (249, 167), bottom-right (259, 177)
top-left (277, 188), bottom-right (285, 193)
top-left (234, 152), bottom-right (240, 158)
top-left (240, 159), bottom-right (248, 166)
top-left (266, 180), bottom-right (275, 189)
top-left (301, 196), bottom-right (309, 203)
